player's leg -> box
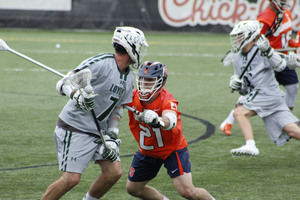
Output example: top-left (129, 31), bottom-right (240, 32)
top-left (165, 148), bottom-right (215, 200)
top-left (283, 83), bottom-right (298, 110)
top-left (42, 127), bottom-right (96, 199)
top-left (173, 173), bottom-right (214, 200)
top-left (283, 122), bottom-right (300, 140)
top-left (41, 172), bottom-right (81, 200)
top-left (230, 105), bottom-right (259, 156)
top-left (275, 68), bottom-right (299, 111)
top-left (84, 160), bottom-right (122, 199)
top-left (220, 109), bottom-right (235, 136)
top-left (126, 151), bottom-right (166, 200)
top-left (126, 180), bottom-right (166, 200)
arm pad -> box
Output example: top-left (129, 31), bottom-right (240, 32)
top-left (107, 106), bottom-right (123, 137)
top-left (161, 112), bottom-right (177, 130)
top-left (268, 51), bottom-right (286, 72)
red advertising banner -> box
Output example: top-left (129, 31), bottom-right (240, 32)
top-left (0, 0), bottom-right (299, 32)
top-left (158, 0), bottom-right (300, 31)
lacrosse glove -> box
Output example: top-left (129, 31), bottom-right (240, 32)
top-left (286, 51), bottom-right (300, 69)
top-left (94, 134), bottom-right (121, 162)
top-left (257, 35), bottom-right (274, 57)
top-left (138, 109), bottom-right (160, 127)
top-left (71, 88), bottom-right (96, 111)
top-left (229, 75), bottom-right (242, 90)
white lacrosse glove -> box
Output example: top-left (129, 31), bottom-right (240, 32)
top-left (229, 75), bottom-right (242, 90)
top-left (256, 35), bottom-right (274, 57)
top-left (94, 135), bottom-right (121, 162)
top-left (286, 52), bottom-right (300, 69)
top-left (71, 86), bottom-right (96, 111)
top-left (56, 74), bottom-right (74, 96)
top-left (138, 110), bottom-right (160, 127)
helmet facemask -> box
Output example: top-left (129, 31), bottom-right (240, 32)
top-left (137, 76), bottom-right (164, 101)
top-left (136, 61), bottom-right (167, 101)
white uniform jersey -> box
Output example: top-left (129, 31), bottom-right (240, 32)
top-left (59, 53), bottom-right (134, 136)
top-left (233, 46), bottom-right (284, 97)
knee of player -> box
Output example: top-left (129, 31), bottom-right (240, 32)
top-left (106, 167), bottom-right (123, 182)
top-left (233, 107), bottom-right (243, 119)
top-left (286, 130), bottom-right (300, 140)
top-left (177, 187), bottom-right (200, 199)
top-left (63, 173), bottom-right (81, 189)
top-left (283, 123), bottom-right (300, 140)
top-left (126, 181), bottom-right (139, 196)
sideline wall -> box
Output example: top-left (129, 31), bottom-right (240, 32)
top-left (0, 0), bottom-right (299, 33)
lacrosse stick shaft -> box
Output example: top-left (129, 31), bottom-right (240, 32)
top-left (0, 39), bottom-right (108, 148)
top-left (275, 48), bottom-right (298, 52)
top-left (124, 105), bottom-right (165, 127)
top-left (231, 48), bottom-right (259, 93)
top-left (91, 110), bottom-right (108, 149)
top-left (124, 105), bottom-right (141, 115)
top-left (7, 47), bottom-right (65, 78)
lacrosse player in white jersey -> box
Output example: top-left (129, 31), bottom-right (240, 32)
top-left (41, 26), bottom-right (148, 200)
top-left (227, 20), bottom-right (300, 156)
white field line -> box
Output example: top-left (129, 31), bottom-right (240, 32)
top-left (2, 49), bottom-right (229, 75)
top-left (8, 49), bottom-right (224, 58)
top-left (2, 68), bottom-right (231, 77)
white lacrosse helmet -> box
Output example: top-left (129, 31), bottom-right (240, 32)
top-left (270, 0), bottom-right (287, 12)
top-left (112, 26), bottom-right (149, 69)
top-left (230, 20), bottom-right (261, 53)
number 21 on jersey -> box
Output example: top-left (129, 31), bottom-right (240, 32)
top-left (139, 124), bottom-right (164, 150)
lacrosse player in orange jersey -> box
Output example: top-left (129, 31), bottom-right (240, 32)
top-left (220, 0), bottom-right (300, 136)
top-left (126, 61), bottom-right (215, 200)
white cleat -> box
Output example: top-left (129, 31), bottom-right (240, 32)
top-left (230, 145), bottom-right (259, 157)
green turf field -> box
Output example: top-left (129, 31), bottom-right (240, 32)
top-left (0, 29), bottom-right (299, 200)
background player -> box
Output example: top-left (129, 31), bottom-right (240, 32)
top-left (220, 0), bottom-right (300, 136)
top-left (41, 26), bottom-right (148, 200)
top-left (126, 61), bottom-right (215, 200)
top-left (227, 20), bottom-right (300, 156)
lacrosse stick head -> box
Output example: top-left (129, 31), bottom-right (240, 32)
top-left (136, 61), bottom-right (167, 101)
top-left (230, 20), bottom-right (261, 53)
top-left (0, 39), bottom-right (9, 51)
top-left (222, 50), bottom-right (235, 67)
top-left (69, 69), bottom-right (94, 91)
top-left (112, 26), bottom-right (149, 69)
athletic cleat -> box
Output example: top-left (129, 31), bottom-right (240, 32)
top-left (220, 121), bottom-right (232, 136)
top-left (230, 145), bottom-right (259, 157)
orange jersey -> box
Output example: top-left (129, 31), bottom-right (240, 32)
top-left (257, 8), bottom-right (299, 53)
top-left (127, 89), bottom-right (187, 160)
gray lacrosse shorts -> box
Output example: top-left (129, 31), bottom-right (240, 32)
top-left (53, 126), bottom-right (120, 173)
top-left (237, 91), bottom-right (299, 146)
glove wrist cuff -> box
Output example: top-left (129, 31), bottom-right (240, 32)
top-left (261, 47), bottom-right (274, 58)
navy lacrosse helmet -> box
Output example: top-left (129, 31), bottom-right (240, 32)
top-left (137, 61), bottom-right (168, 101)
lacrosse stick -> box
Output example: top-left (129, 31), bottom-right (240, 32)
top-left (0, 39), bottom-right (65, 77)
top-left (0, 39), bottom-right (108, 149)
top-left (276, 48), bottom-right (299, 52)
top-left (124, 105), bottom-right (165, 127)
